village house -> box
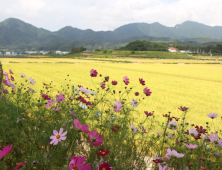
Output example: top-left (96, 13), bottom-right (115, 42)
top-left (168, 47), bottom-right (177, 52)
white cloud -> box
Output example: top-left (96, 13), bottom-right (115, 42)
top-left (0, 0), bottom-right (222, 31)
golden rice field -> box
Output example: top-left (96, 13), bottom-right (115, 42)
top-left (1, 58), bottom-right (222, 130)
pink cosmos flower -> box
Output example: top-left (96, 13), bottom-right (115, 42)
top-left (11, 75), bottom-right (14, 81)
top-left (50, 128), bottom-right (67, 145)
top-left (100, 82), bottom-right (105, 89)
top-left (166, 148), bottom-right (185, 158)
top-left (130, 125), bottom-right (140, 134)
top-left (207, 113), bottom-right (218, 119)
top-left (144, 111), bottom-right (153, 117)
top-left (139, 78), bottom-right (145, 85)
top-left (51, 107), bottom-right (61, 111)
top-left (113, 101), bottom-right (122, 112)
top-left (70, 111), bottom-right (77, 116)
top-left (90, 69), bottom-right (98, 77)
top-left (46, 100), bottom-right (56, 108)
top-left (9, 69), bottom-right (13, 74)
top-left (88, 130), bottom-right (103, 146)
top-left (20, 73), bottom-right (26, 78)
top-left (209, 132), bottom-right (218, 142)
top-left (74, 119), bottom-right (90, 133)
top-left (0, 145), bottom-right (13, 160)
top-left (123, 76), bottom-right (129, 85)
top-left (188, 128), bottom-right (198, 137)
top-left (167, 120), bottom-right (177, 130)
top-left (80, 87), bottom-right (89, 94)
top-left (56, 94), bottom-right (65, 102)
top-left (7, 80), bottom-right (15, 88)
top-left (166, 132), bottom-right (175, 138)
top-left (135, 163), bottom-right (139, 169)
top-left (158, 164), bottom-right (168, 170)
top-left (111, 80), bottom-right (118, 85)
top-left (143, 87), bottom-right (152, 96)
top-left (14, 162), bottom-right (25, 170)
top-left (186, 143), bottom-right (198, 149)
top-left (29, 77), bottom-right (36, 85)
top-left (27, 86), bottom-right (37, 93)
top-left (69, 156), bottom-right (91, 170)
top-left (130, 98), bottom-right (139, 107)
top-left (3, 71), bottom-right (9, 80)
top-left (94, 158), bottom-right (103, 169)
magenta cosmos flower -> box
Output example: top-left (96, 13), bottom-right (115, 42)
top-left (123, 76), bottom-right (129, 85)
top-left (111, 80), bottom-right (117, 85)
top-left (139, 78), bottom-right (145, 85)
top-left (105, 76), bottom-right (109, 82)
top-left (56, 94), bottom-right (65, 102)
top-left (208, 113), bottom-right (218, 119)
top-left (144, 111), bottom-right (153, 117)
top-left (186, 143), bottom-right (198, 149)
top-left (14, 162), bottom-right (25, 170)
top-left (178, 106), bottom-right (189, 111)
top-left (100, 82), bottom-right (105, 89)
top-left (9, 69), bottom-right (13, 74)
top-left (50, 128), bottom-right (67, 145)
top-left (88, 130), bottom-right (103, 146)
top-left (0, 145), bottom-right (13, 160)
top-left (143, 87), bottom-right (152, 96)
top-left (90, 69), bottom-right (98, 77)
top-left (113, 101), bottom-right (122, 112)
top-left (69, 156), bottom-right (91, 170)
top-left (74, 119), bottom-right (90, 133)
top-left (99, 162), bottom-right (112, 170)
top-left (11, 75), bottom-right (14, 81)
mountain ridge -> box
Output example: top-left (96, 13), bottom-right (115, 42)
top-left (1, 18), bottom-right (222, 51)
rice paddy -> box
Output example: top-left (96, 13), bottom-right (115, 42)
top-left (1, 57), bottom-right (222, 129)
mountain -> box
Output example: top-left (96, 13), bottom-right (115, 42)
top-left (1, 18), bottom-right (222, 51)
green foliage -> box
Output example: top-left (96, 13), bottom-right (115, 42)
top-left (70, 46), bottom-right (86, 54)
top-left (120, 40), bottom-right (168, 51)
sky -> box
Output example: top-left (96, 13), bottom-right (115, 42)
top-left (0, 0), bottom-right (222, 32)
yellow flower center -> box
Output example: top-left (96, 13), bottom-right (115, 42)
top-left (163, 156), bottom-right (166, 159)
top-left (102, 152), bottom-right (106, 154)
top-left (56, 135), bottom-right (60, 139)
top-left (49, 104), bottom-right (51, 106)
top-left (102, 168), bottom-right (106, 170)
top-left (73, 167), bottom-right (78, 170)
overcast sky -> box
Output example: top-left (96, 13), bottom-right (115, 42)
top-left (0, 0), bottom-right (222, 32)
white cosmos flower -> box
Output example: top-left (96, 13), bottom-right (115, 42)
top-left (95, 111), bottom-right (102, 118)
top-left (73, 85), bottom-right (78, 90)
top-left (88, 91), bottom-right (97, 95)
top-left (79, 102), bottom-right (88, 109)
top-left (110, 115), bottom-right (117, 121)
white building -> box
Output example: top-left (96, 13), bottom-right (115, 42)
top-left (168, 48), bottom-right (177, 52)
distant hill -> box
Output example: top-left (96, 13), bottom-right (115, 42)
top-left (1, 18), bottom-right (222, 51)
